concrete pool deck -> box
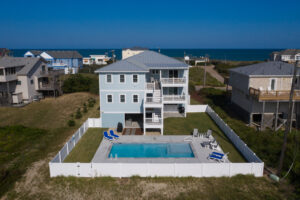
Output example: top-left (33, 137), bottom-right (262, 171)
top-left (92, 135), bottom-right (229, 163)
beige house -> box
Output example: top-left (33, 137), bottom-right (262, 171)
top-left (229, 61), bottom-right (300, 130)
top-left (0, 57), bottom-right (62, 105)
top-left (270, 49), bottom-right (300, 63)
top-left (122, 47), bottom-right (148, 59)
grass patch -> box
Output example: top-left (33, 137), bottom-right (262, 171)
top-left (0, 92), bottom-right (99, 197)
top-left (189, 67), bottom-right (224, 87)
top-left (164, 113), bottom-right (245, 162)
top-left (64, 128), bottom-right (106, 162)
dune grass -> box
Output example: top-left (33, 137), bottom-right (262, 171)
top-left (64, 128), bottom-right (106, 163)
top-left (189, 67), bottom-right (224, 87)
top-left (164, 113), bottom-right (245, 162)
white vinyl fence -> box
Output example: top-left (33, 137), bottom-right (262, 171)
top-left (49, 162), bottom-right (264, 178)
top-left (51, 118), bottom-right (101, 163)
top-left (49, 106), bottom-right (264, 178)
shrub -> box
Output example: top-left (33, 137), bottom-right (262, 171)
top-left (62, 74), bottom-right (99, 95)
top-left (83, 104), bottom-right (88, 113)
top-left (68, 120), bottom-right (75, 127)
top-left (88, 98), bottom-right (96, 107)
top-left (75, 108), bottom-right (82, 119)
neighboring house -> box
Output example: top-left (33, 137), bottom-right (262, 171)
top-left (229, 61), bottom-right (300, 130)
top-left (0, 57), bottom-right (62, 105)
top-left (95, 50), bottom-right (190, 135)
top-left (83, 55), bottom-right (111, 65)
top-left (122, 47), bottom-right (148, 59)
top-left (270, 49), bottom-right (300, 63)
top-left (24, 50), bottom-right (83, 74)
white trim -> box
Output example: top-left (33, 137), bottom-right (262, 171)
top-left (103, 111), bottom-right (142, 114)
top-left (132, 74), bottom-right (138, 84)
top-left (106, 94), bottom-right (113, 103)
top-left (101, 89), bottom-right (145, 92)
top-left (119, 94), bottom-right (126, 103)
top-left (106, 74), bottom-right (113, 84)
top-left (119, 74), bottom-right (126, 83)
top-left (132, 94), bottom-right (139, 103)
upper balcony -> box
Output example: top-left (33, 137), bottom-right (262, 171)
top-left (144, 97), bottom-right (163, 107)
top-left (249, 87), bottom-right (300, 101)
top-left (163, 95), bottom-right (186, 102)
top-left (160, 78), bottom-right (186, 85)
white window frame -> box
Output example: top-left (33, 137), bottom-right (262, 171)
top-left (119, 94), bottom-right (126, 103)
top-left (269, 78), bottom-right (277, 91)
top-left (106, 94), bottom-right (113, 103)
top-left (106, 74), bottom-right (113, 83)
top-left (133, 74), bottom-right (138, 83)
top-left (119, 74), bottom-right (125, 83)
top-left (132, 94), bottom-right (139, 103)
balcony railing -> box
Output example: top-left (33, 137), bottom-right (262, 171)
top-left (160, 78), bottom-right (186, 84)
top-left (145, 97), bottom-right (162, 104)
top-left (163, 95), bottom-right (186, 101)
top-left (145, 118), bottom-right (162, 125)
top-left (249, 87), bottom-right (300, 101)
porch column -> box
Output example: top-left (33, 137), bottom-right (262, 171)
top-left (274, 101), bottom-right (279, 131)
top-left (249, 113), bottom-right (253, 126)
top-left (290, 101), bottom-right (295, 131)
top-left (261, 101), bottom-right (265, 130)
top-left (6, 82), bottom-right (11, 104)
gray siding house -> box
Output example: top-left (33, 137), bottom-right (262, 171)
top-left (95, 50), bottom-right (190, 135)
top-left (0, 57), bottom-right (62, 105)
top-left (229, 61), bottom-right (300, 130)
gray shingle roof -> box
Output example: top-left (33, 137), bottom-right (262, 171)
top-left (30, 50), bottom-right (42, 56)
top-left (123, 47), bottom-right (148, 50)
top-left (230, 61), bottom-right (295, 77)
top-left (0, 57), bottom-right (45, 76)
top-left (96, 50), bottom-right (189, 73)
top-left (46, 51), bottom-right (82, 59)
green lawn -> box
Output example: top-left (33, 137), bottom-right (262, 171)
top-left (64, 128), bottom-right (106, 162)
top-left (164, 113), bottom-right (245, 162)
top-left (189, 67), bottom-right (224, 87)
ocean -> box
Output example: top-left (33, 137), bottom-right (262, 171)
top-left (11, 49), bottom-right (280, 61)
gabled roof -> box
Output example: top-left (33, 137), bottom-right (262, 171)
top-left (275, 49), bottom-right (300, 56)
top-left (29, 50), bottom-right (42, 56)
top-left (0, 57), bottom-right (45, 76)
top-left (45, 51), bottom-right (83, 59)
top-left (230, 61), bottom-right (295, 77)
top-left (95, 50), bottom-right (189, 73)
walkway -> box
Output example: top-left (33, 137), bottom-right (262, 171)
top-left (199, 65), bottom-right (224, 83)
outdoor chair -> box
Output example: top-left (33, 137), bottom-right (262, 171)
top-left (104, 131), bottom-right (113, 141)
top-left (109, 130), bottom-right (119, 139)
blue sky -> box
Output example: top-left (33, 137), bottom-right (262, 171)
top-left (0, 0), bottom-right (299, 49)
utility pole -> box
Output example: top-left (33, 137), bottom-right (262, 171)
top-left (111, 50), bottom-right (115, 63)
top-left (277, 61), bottom-right (300, 175)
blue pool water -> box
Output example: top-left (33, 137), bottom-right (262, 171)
top-left (108, 143), bottom-right (194, 158)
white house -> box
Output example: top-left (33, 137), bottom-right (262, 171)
top-left (122, 47), bottom-right (148, 60)
top-left (95, 50), bottom-right (190, 135)
top-left (270, 49), bottom-right (300, 63)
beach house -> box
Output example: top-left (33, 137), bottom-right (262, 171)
top-left (24, 50), bottom-right (83, 74)
top-left (229, 61), bottom-right (300, 130)
top-left (95, 50), bottom-right (190, 134)
top-left (0, 57), bottom-right (62, 105)
top-left (270, 49), bottom-right (300, 63)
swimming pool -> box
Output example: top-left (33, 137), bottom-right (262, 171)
top-left (108, 143), bottom-right (195, 158)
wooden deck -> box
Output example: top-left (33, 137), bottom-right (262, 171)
top-left (249, 87), bottom-right (300, 101)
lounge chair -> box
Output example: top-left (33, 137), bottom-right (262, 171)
top-left (193, 129), bottom-right (199, 137)
top-left (104, 131), bottom-right (113, 141)
top-left (212, 151), bottom-right (224, 157)
top-left (110, 130), bottom-right (119, 139)
top-left (208, 152), bottom-right (226, 162)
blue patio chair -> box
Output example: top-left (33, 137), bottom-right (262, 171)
top-left (104, 131), bottom-right (113, 141)
top-left (208, 152), bottom-right (226, 162)
top-left (212, 152), bottom-right (224, 157)
top-left (109, 130), bottom-right (119, 139)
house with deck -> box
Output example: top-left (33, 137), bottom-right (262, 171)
top-left (0, 57), bottom-right (62, 105)
top-left (95, 50), bottom-right (190, 135)
top-left (229, 61), bottom-right (300, 130)
top-left (24, 50), bottom-right (83, 74)
top-left (270, 49), bottom-right (300, 63)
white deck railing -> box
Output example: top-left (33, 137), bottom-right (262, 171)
top-left (163, 95), bottom-right (185, 101)
top-left (161, 78), bottom-right (186, 84)
top-left (145, 117), bottom-right (162, 125)
top-left (145, 97), bottom-right (162, 104)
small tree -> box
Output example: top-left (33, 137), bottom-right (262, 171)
top-left (68, 119), bottom-right (75, 127)
top-left (75, 108), bottom-right (82, 119)
top-left (83, 104), bottom-right (88, 113)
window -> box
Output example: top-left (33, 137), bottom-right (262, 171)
top-left (17, 80), bottom-right (21, 85)
top-left (133, 94), bottom-right (139, 103)
top-left (106, 74), bottom-right (112, 83)
top-left (270, 79), bottom-right (276, 90)
top-left (0, 69), bottom-right (3, 76)
top-left (151, 70), bottom-right (159, 74)
top-left (42, 65), bottom-right (46, 72)
top-left (133, 74), bottom-right (138, 83)
top-left (5, 67), bottom-right (16, 75)
top-left (30, 80), bottom-right (34, 84)
top-left (120, 74), bottom-right (125, 83)
top-left (107, 94), bottom-right (113, 103)
top-left (120, 94), bottom-right (125, 103)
